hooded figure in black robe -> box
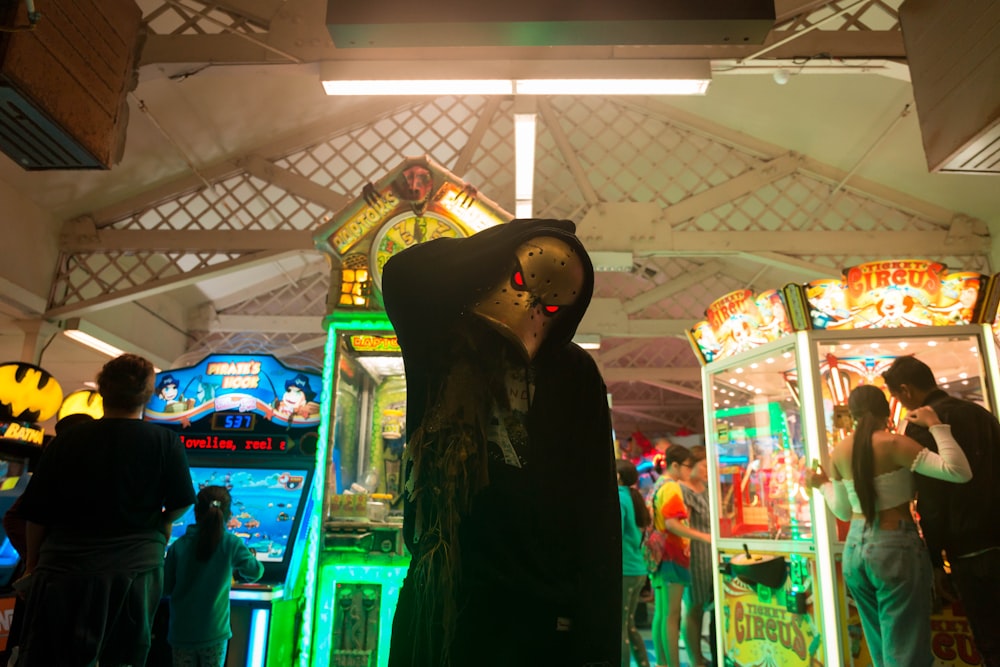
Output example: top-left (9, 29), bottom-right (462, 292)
top-left (382, 218), bottom-right (621, 667)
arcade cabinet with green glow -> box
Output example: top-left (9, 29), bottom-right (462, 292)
top-left (306, 156), bottom-right (510, 667)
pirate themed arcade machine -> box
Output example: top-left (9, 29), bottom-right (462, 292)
top-left (307, 156), bottom-right (510, 667)
top-left (145, 354), bottom-right (322, 667)
top-left (688, 259), bottom-right (998, 667)
top-left (0, 362), bottom-right (63, 653)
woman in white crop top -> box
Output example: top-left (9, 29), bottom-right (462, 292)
top-left (807, 384), bottom-right (971, 667)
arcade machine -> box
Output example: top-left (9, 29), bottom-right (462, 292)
top-left (0, 362), bottom-right (63, 655)
top-left (145, 354), bottom-right (322, 667)
top-left (688, 259), bottom-right (998, 667)
top-left (306, 156), bottom-right (511, 667)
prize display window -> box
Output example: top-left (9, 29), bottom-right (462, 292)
top-left (709, 343), bottom-right (812, 542)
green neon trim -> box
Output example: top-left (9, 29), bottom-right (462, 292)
top-left (325, 310), bottom-right (393, 332)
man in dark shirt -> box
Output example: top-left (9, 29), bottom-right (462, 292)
top-left (16, 353), bottom-right (196, 666)
top-left (883, 355), bottom-right (1000, 667)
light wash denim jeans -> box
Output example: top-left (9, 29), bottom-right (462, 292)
top-left (843, 519), bottom-right (933, 667)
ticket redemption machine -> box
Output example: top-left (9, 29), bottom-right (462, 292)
top-left (305, 156), bottom-right (511, 667)
top-left (688, 259), bottom-right (998, 667)
top-left (145, 354), bottom-right (322, 667)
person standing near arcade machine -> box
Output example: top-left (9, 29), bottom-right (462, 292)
top-left (382, 219), bottom-right (621, 667)
top-left (883, 355), bottom-right (1000, 667)
top-left (14, 354), bottom-right (196, 667)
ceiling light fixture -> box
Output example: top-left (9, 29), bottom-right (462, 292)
top-left (320, 60), bottom-right (711, 97)
top-left (573, 334), bottom-right (602, 350)
top-left (514, 105), bottom-right (537, 218)
top-left (62, 318), bottom-right (164, 372)
top-left (63, 325), bottom-right (126, 358)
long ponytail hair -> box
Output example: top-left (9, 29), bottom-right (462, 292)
top-left (615, 459), bottom-right (650, 529)
top-left (848, 385), bottom-right (890, 527)
top-left (194, 485), bottom-right (231, 561)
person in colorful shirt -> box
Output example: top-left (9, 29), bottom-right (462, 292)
top-left (648, 444), bottom-right (710, 667)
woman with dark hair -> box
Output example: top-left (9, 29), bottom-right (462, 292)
top-left (807, 384), bottom-right (972, 667)
top-left (617, 459), bottom-right (651, 667)
top-left (164, 486), bottom-right (263, 667)
top-left (648, 444), bottom-right (710, 667)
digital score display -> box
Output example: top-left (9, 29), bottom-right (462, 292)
top-left (180, 433), bottom-right (288, 454)
top-left (211, 412), bottom-right (257, 431)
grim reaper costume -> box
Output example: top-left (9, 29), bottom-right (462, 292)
top-left (382, 219), bottom-right (621, 666)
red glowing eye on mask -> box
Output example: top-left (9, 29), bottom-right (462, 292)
top-left (544, 305), bottom-right (560, 315)
top-left (512, 270), bottom-right (525, 288)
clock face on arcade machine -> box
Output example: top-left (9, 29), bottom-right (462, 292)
top-left (310, 156), bottom-right (512, 667)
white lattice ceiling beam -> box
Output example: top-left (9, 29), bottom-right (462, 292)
top-left (62, 225), bottom-right (313, 252)
top-left (613, 407), bottom-right (688, 428)
top-left (576, 209), bottom-right (988, 256)
top-left (625, 98), bottom-right (956, 225)
top-left (44, 250), bottom-right (298, 319)
top-left (207, 256), bottom-right (328, 310)
top-left (602, 367), bottom-right (702, 383)
top-left (622, 260), bottom-right (725, 315)
top-left (452, 96), bottom-right (504, 177)
top-left (236, 154), bottom-right (350, 213)
top-left (189, 309), bottom-right (324, 333)
top-left (598, 338), bottom-right (654, 365)
top-left (84, 96), bottom-right (409, 226)
top-left (271, 336), bottom-right (327, 356)
top-left (579, 298), bottom-right (692, 338)
top-left (538, 97), bottom-right (600, 206)
top-left (662, 153), bottom-right (802, 225)
top-left (739, 251), bottom-right (840, 278)
top-left (640, 380), bottom-right (703, 400)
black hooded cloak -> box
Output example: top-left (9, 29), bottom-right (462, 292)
top-left (382, 219), bottom-right (621, 667)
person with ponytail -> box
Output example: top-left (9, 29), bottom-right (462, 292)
top-left (617, 459), bottom-right (652, 667)
top-left (807, 384), bottom-right (972, 667)
top-left (164, 485), bottom-right (263, 667)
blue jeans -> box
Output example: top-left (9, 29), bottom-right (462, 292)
top-left (843, 519), bottom-right (933, 667)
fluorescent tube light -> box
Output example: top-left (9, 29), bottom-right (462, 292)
top-left (321, 79), bottom-right (513, 96)
top-left (589, 251), bottom-right (635, 272)
top-left (320, 60), bottom-right (711, 97)
top-left (515, 78), bottom-right (709, 95)
top-left (574, 334), bottom-right (602, 350)
top-left (64, 328), bottom-right (126, 358)
top-left (514, 112), bottom-right (536, 217)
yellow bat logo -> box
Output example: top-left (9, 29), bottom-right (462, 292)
top-left (58, 389), bottom-right (104, 421)
top-left (0, 362), bottom-right (64, 423)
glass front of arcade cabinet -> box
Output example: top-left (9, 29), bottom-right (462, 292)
top-left (709, 344), bottom-right (812, 544)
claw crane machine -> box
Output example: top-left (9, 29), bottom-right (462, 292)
top-left (304, 156), bottom-right (511, 667)
top-left (688, 259), bottom-right (1000, 667)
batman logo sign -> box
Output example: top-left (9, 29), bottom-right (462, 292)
top-left (0, 362), bottom-right (64, 424)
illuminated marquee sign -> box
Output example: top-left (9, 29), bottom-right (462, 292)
top-left (313, 155), bottom-right (512, 312)
top-left (809, 260), bottom-right (985, 330)
top-left (180, 432), bottom-right (289, 454)
top-left (331, 189), bottom-right (399, 255)
top-left (689, 259), bottom-right (992, 365)
top-left (145, 354), bottom-right (323, 429)
top-left (0, 421), bottom-right (44, 446)
top-left (688, 288), bottom-right (793, 364)
top-left (206, 359), bottom-right (263, 389)
top-left (348, 334), bottom-right (401, 354)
